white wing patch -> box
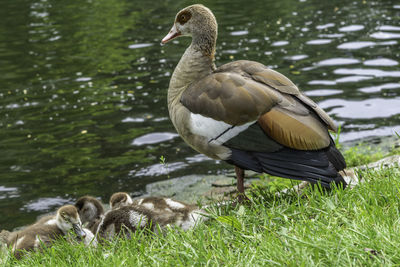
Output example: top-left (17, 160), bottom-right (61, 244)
top-left (165, 198), bottom-right (186, 210)
top-left (180, 209), bottom-right (208, 231)
top-left (141, 202), bottom-right (154, 210)
top-left (190, 113), bottom-right (254, 145)
top-left (34, 235), bottom-right (41, 248)
top-left (45, 219), bottom-right (56, 226)
top-left (128, 210), bottom-right (148, 227)
top-left (14, 236), bottom-right (25, 251)
top-left (82, 228), bottom-right (97, 247)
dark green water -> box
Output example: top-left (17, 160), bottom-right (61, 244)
top-left (0, 0), bottom-right (399, 230)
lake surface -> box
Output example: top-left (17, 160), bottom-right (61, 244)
top-left (0, 0), bottom-right (399, 230)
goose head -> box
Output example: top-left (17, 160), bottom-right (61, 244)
top-left (162, 4), bottom-right (217, 56)
top-left (56, 205), bottom-right (86, 239)
top-left (109, 192), bottom-right (133, 209)
top-left (75, 196), bottom-right (104, 225)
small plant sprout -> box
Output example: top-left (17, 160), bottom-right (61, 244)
top-left (159, 155), bottom-right (170, 179)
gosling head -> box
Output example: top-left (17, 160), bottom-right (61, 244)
top-left (56, 205), bottom-right (86, 239)
top-left (161, 4), bottom-right (217, 46)
top-left (109, 192), bottom-right (133, 210)
top-left (75, 196), bottom-right (104, 225)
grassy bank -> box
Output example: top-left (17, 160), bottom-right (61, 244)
top-left (2, 146), bottom-right (400, 266)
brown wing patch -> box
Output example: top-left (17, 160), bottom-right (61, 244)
top-left (258, 107), bottom-right (330, 150)
top-left (182, 60), bottom-right (337, 132)
top-left (296, 94), bottom-right (338, 132)
top-left (181, 72), bottom-right (282, 125)
top-left (215, 61), bottom-right (338, 131)
top-left (237, 61), bottom-right (301, 95)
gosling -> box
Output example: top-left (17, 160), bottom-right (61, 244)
top-left (97, 193), bottom-right (208, 241)
top-left (75, 195), bottom-right (105, 234)
top-left (109, 192), bottom-right (133, 210)
top-left (134, 196), bottom-right (208, 231)
top-left (6, 205), bottom-right (87, 259)
top-left (96, 204), bottom-right (184, 241)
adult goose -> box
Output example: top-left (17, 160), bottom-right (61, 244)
top-left (162, 4), bottom-right (347, 200)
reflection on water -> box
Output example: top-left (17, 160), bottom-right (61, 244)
top-left (23, 197), bottom-right (71, 212)
top-left (319, 98), bottom-right (400, 119)
top-left (0, 0), bottom-right (399, 230)
top-left (132, 132), bottom-right (179, 146)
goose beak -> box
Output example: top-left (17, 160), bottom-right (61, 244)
top-left (161, 24), bottom-right (181, 44)
top-left (73, 223), bottom-right (86, 239)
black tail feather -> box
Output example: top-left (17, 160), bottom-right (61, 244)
top-left (227, 143), bottom-right (347, 189)
top-left (326, 138), bottom-right (346, 171)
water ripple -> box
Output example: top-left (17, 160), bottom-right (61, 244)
top-left (370, 32), bottom-right (400, 39)
top-left (23, 197), bottom-right (71, 211)
top-left (308, 80), bottom-right (337, 85)
top-left (319, 98), bottom-right (400, 119)
top-left (335, 75), bottom-right (373, 83)
top-left (305, 89), bottom-right (343, 97)
top-left (306, 39), bottom-right (332, 45)
top-left (132, 162), bottom-right (188, 177)
top-left (128, 43), bottom-right (153, 49)
top-left (337, 41), bottom-right (375, 50)
top-left (340, 125), bottom-right (400, 142)
top-left (122, 117), bottom-right (145, 123)
top-left (230, 30), bottom-right (248, 36)
top-left (363, 58), bottom-right (398, 66)
top-left (284, 54), bottom-right (308, 61)
top-left (316, 23), bottom-right (335, 30)
top-left (0, 186), bottom-right (19, 200)
top-left (358, 83), bottom-right (400, 93)
top-left (317, 58), bottom-right (360, 66)
top-left (271, 41), bottom-right (289, 46)
top-left (377, 25), bottom-right (400, 31)
top-left (318, 33), bottom-right (344, 38)
top-left (339, 25), bottom-right (364, 32)
top-left (132, 132), bottom-right (179, 146)
top-left (334, 68), bottom-right (400, 77)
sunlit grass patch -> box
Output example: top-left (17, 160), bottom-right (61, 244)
top-left (3, 163), bottom-right (400, 266)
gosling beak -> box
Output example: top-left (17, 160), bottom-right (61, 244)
top-left (73, 223), bottom-right (86, 239)
top-left (161, 24), bottom-right (181, 44)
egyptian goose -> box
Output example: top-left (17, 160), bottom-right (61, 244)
top-left (133, 196), bottom-right (208, 230)
top-left (162, 4), bottom-right (347, 200)
top-left (96, 204), bottom-right (178, 241)
top-left (110, 192), bottom-right (198, 214)
top-left (75, 196), bottom-right (105, 234)
top-left (109, 192), bottom-right (133, 210)
top-left (7, 205), bottom-right (88, 259)
top-left (96, 194), bottom-right (207, 241)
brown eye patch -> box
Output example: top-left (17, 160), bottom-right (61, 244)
top-left (176, 10), bottom-right (191, 25)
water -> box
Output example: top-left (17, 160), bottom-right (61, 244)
top-left (0, 0), bottom-right (399, 230)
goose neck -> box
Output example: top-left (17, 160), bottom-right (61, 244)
top-left (167, 44), bottom-right (215, 109)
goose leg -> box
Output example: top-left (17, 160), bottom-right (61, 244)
top-left (235, 166), bottom-right (247, 202)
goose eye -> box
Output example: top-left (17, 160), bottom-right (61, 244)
top-left (177, 11), bottom-right (191, 24)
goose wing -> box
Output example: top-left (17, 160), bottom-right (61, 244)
top-left (181, 60), bottom-right (336, 151)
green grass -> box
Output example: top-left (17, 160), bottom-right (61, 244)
top-left (343, 146), bottom-right (383, 168)
top-left (2, 147), bottom-right (400, 266)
